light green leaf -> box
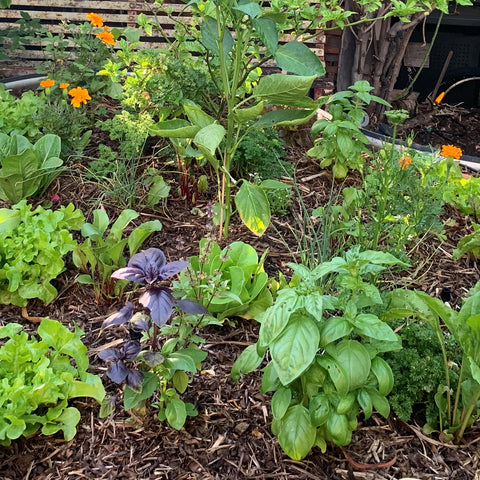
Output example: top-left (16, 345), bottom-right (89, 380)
top-left (233, 101), bottom-right (265, 123)
top-left (278, 405), bottom-right (316, 460)
top-left (253, 74), bottom-right (316, 104)
top-left (231, 344), bottom-right (264, 381)
top-left (124, 372), bottom-right (159, 410)
top-left (165, 398), bottom-right (187, 430)
top-left (255, 108), bottom-right (316, 128)
top-left (148, 119), bottom-right (199, 138)
top-left (272, 387), bottom-right (292, 420)
top-left (370, 357), bottom-right (394, 396)
top-left (234, 181), bottom-right (270, 236)
top-left (253, 17), bottom-right (278, 54)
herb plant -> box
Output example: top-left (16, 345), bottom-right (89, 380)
top-left (0, 200), bottom-right (84, 306)
top-left (175, 238), bottom-right (273, 321)
top-left (388, 287), bottom-right (480, 440)
top-left (0, 319), bottom-right (105, 446)
top-left (99, 247), bottom-right (211, 430)
top-left (232, 247), bottom-right (406, 459)
top-left (0, 133), bottom-right (65, 204)
top-left (72, 209), bottom-right (162, 302)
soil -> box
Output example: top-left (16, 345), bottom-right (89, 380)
top-left (1, 112), bottom-right (480, 480)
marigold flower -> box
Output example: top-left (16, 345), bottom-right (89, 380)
top-left (40, 78), bottom-right (55, 88)
top-left (440, 144), bottom-right (462, 160)
top-left (68, 87), bottom-right (91, 108)
top-left (86, 12), bottom-right (104, 27)
top-left (398, 157), bottom-right (412, 170)
top-left (59, 83), bottom-right (70, 89)
top-left (96, 31), bottom-right (115, 46)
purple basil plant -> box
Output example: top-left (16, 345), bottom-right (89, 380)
top-left (98, 248), bottom-right (209, 391)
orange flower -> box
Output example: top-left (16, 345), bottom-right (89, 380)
top-left (440, 144), bottom-right (462, 160)
top-left (96, 30), bottom-right (115, 46)
top-left (39, 78), bottom-right (55, 88)
top-left (398, 156), bottom-right (412, 170)
top-left (68, 87), bottom-right (91, 108)
top-left (59, 83), bottom-right (70, 89)
top-left (86, 12), bottom-right (104, 27)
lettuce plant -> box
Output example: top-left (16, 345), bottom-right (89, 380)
top-left (232, 248), bottom-right (407, 459)
top-left (0, 319), bottom-right (105, 446)
top-left (0, 200), bottom-right (84, 306)
top-left (175, 239), bottom-right (272, 321)
top-left (0, 133), bottom-right (65, 204)
top-left (98, 247), bottom-right (212, 430)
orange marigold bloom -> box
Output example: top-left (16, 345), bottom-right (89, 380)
top-left (440, 144), bottom-right (462, 160)
top-left (86, 12), bottom-right (104, 27)
top-left (59, 83), bottom-right (70, 89)
top-left (40, 78), bottom-right (55, 88)
top-left (68, 87), bottom-right (91, 108)
top-left (398, 157), bottom-right (412, 170)
top-left (96, 31), bottom-right (115, 46)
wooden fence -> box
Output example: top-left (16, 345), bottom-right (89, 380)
top-left (0, 1), bottom-right (336, 92)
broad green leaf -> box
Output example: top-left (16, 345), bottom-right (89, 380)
top-left (367, 389), bottom-right (390, 418)
top-left (124, 372), bottom-right (159, 410)
top-left (67, 377), bottom-right (105, 403)
top-left (0, 207), bottom-right (20, 233)
top-left (351, 314), bottom-right (398, 342)
top-left (33, 134), bottom-right (61, 163)
top-left (183, 100), bottom-right (215, 128)
top-left (317, 355), bottom-right (350, 395)
top-left (260, 362), bottom-right (281, 393)
top-left (272, 387), bottom-right (292, 420)
top-left (193, 124), bottom-right (225, 169)
top-left (233, 101), bottom-right (265, 123)
top-left (253, 17), bottom-right (278, 54)
top-left (109, 209), bottom-right (139, 240)
top-left (274, 41), bottom-right (325, 76)
top-left (278, 404), bottom-right (316, 460)
top-left (231, 344), bottom-right (264, 381)
top-left (325, 412), bottom-right (351, 446)
top-left (370, 357), bottom-right (394, 396)
top-left (258, 298), bottom-right (295, 351)
top-left (234, 181), bottom-right (270, 236)
top-left (309, 393), bottom-right (330, 427)
top-left (148, 119), bottom-right (199, 138)
top-left (172, 370), bottom-right (189, 394)
top-left (255, 108), bottom-right (316, 128)
top-left (127, 220), bottom-right (162, 257)
top-left (319, 317), bottom-right (352, 347)
top-left (357, 389), bottom-right (373, 419)
top-left (253, 74), bottom-right (316, 104)
top-left (200, 16), bottom-right (234, 57)
top-left (42, 407), bottom-right (81, 441)
top-left (0, 150), bottom-right (40, 203)
top-left (271, 313), bottom-right (319, 385)
top-left (304, 291), bottom-right (323, 319)
top-left (327, 340), bottom-right (371, 392)
top-left (147, 177), bottom-right (170, 207)
top-left (233, 2), bottom-right (261, 18)
top-left (165, 398), bottom-right (187, 430)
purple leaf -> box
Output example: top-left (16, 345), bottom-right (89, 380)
top-left (159, 260), bottom-right (189, 280)
top-left (126, 369), bottom-right (145, 392)
top-left (98, 348), bottom-right (120, 362)
top-left (139, 287), bottom-right (176, 327)
top-left (111, 266), bottom-right (146, 283)
top-left (122, 340), bottom-right (142, 361)
top-left (127, 248), bottom-right (166, 284)
top-left (102, 302), bottom-right (135, 328)
top-left (107, 361), bottom-right (129, 384)
top-left (177, 299), bottom-right (210, 315)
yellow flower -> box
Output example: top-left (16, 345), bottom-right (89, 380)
top-left (59, 83), bottom-right (70, 89)
top-left (40, 78), bottom-right (55, 88)
top-left (96, 30), bottom-right (115, 46)
top-left (86, 12), bottom-right (104, 27)
top-left (398, 157), bottom-right (412, 170)
top-left (440, 144), bottom-right (462, 160)
top-left (68, 87), bottom-right (91, 108)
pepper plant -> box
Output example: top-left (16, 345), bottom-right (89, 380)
top-left (232, 247), bottom-right (407, 459)
top-left (146, 0), bottom-right (325, 238)
top-left (98, 247), bottom-right (213, 430)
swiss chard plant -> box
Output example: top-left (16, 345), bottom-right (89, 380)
top-left (174, 238), bottom-right (272, 321)
top-left (0, 200), bottom-right (84, 306)
top-left (98, 247), bottom-right (213, 430)
top-left (0, 318), bottom-right (105, 446)
top-left (387, 286), bottom-right (480, 441)
top-left (72, 208), bottom-right (162, 302)
top-left (232, 247), bottom-right (406, 459)
top-left (0, 133), bottom-right (65, 205)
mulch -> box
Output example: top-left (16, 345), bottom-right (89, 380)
top-left (2, 131), bottom-right (480, 480)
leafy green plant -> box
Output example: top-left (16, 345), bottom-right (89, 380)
top-left (175, 238), bottom-right (273, 321)
top-left (307, 81), bottom-right (389, 178)
top-left (452, 222), bottom-right (480, 260)
top-left (0, 133), bottom-right (65, 204)
top-left (383, 319), bottom-right (460, 424)
top-left (387, 287), bottom-right (480, 440)
top-left (443, 174), bottom-right (480, 220)
top-left (0, 200), bottom-right (84, 306)
top-left (0, 87), bottom-right (44, 139)
top-left (0, 318), bottom-right (105, 446)
top-left (72, 209), bottom-right (162, 302)
top-left (98, 247), bottom-right (213, 430)
top-left (232, 247), bottom-right (406, 459)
